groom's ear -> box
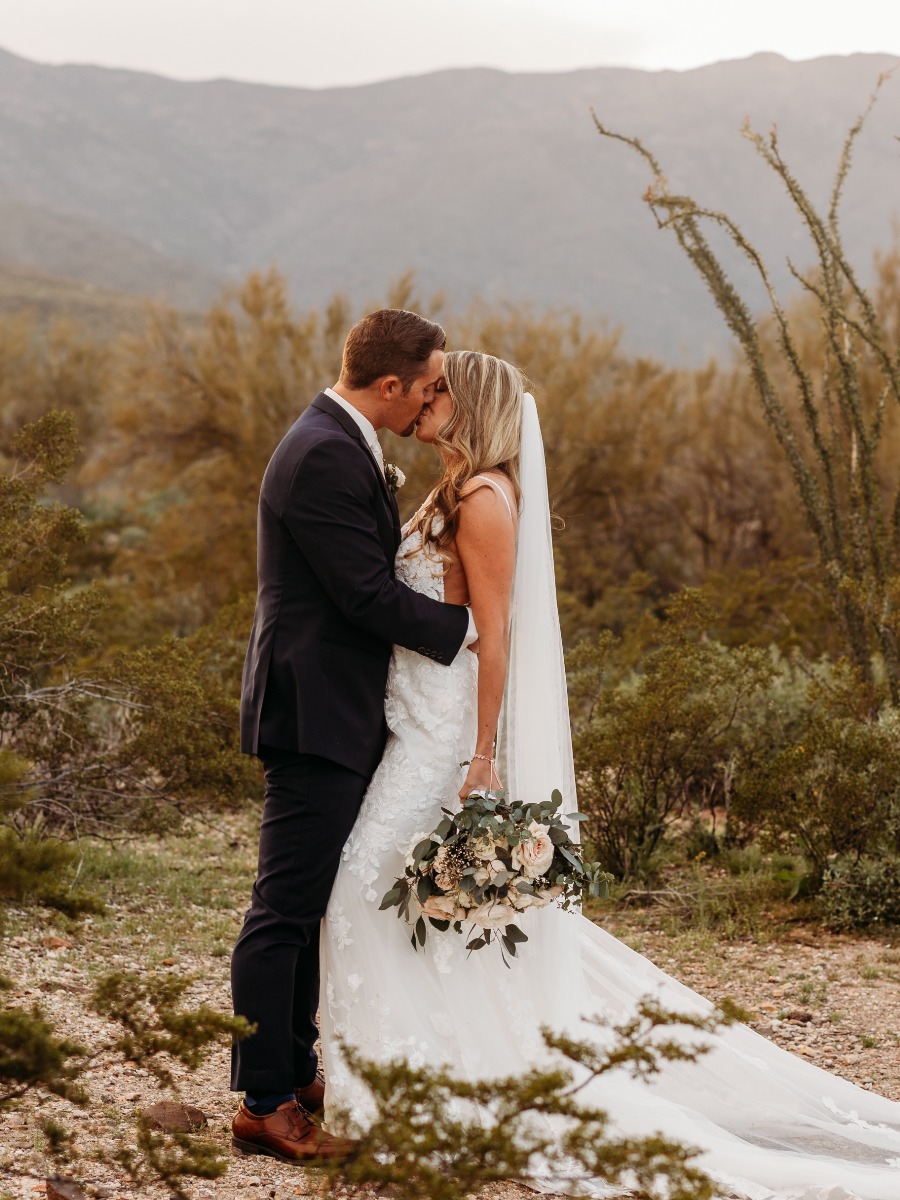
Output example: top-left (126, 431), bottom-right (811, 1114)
top-left (380, 374), bottom-right (405, 402)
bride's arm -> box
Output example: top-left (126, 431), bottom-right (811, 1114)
top-left (454, 481), bottom-right (517, 800)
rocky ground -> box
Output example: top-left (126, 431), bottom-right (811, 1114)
top-left (2, 814), bottom-right (900, 1200)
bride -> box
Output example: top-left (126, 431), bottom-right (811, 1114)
top-left (320, 350), bottom-right (900, 1200)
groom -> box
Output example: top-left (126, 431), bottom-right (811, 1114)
top-left (230, 308), bottom-right (473, 1161)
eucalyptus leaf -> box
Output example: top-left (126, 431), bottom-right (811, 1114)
top-left (379, 887), bottom-right (402, 910)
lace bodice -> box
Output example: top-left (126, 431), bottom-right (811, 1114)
top-left (335, 516), bottom-right (478, 909)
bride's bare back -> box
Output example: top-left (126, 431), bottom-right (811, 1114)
top-left (441, 471), bottom-right (517, 605)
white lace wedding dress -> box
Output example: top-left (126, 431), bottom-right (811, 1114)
top-left (320, 509), bottom-right (900, 1200)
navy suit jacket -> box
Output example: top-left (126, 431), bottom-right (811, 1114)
top-left (239, 391), bottom-right (469, 777)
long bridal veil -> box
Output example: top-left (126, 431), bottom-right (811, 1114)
top-left (500, 392), bottom-right (578, 840)
top-left (496, 392), bottom-right (900, 1200)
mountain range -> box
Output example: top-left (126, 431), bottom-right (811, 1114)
top-left (0, 46), bottom-right (898, 360)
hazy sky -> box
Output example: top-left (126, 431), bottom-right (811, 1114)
top-left (1, 0), bottom-right (898, 88)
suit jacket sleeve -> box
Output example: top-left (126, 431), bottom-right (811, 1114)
top-left (281, 436), bottom-right (468, 663)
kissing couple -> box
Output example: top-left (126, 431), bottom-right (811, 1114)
top-left (229, 309), bottom-right (900, 1199)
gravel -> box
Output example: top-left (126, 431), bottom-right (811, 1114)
top-left (3, 843), bottom-right (900, 1200)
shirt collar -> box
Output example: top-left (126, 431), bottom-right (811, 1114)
top-left (324, 387), bottom-right (378, 447)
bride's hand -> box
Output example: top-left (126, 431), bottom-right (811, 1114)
top-left (459, 756), bottom-right (501, 802)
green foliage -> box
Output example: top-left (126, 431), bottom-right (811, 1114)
top-left (329, 998), bottom-right (742, 1200)
top-left (0, 966), bottom-right (251, 1196)
top-left (731, 661), bottom-right (900, 875)
top-left (0, 414), bottom-right (254, 840)
top-left (819, 855), bottom-right (900, 931)
top-left (39, 1116), bottom-right (78, 1163)
top-left (569, 593), bottom-right (774, 879)
top-left (113, 1114), bottom-right (228, 1200)
top-left (91, 969), bottom-right (253, 1087)
top-left (0, 978), bottom-right (87, 1107)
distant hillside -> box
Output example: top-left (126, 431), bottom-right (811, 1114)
top-left (0, 263), bottom-right (183, 339)
top-left (0, 47), bottom-right (898, 360)
top-left (0, 201), bottom-right (222, 311)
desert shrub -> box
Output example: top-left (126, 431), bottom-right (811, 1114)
top-left (0, 969), bottom-right (251, 1198)
top-left (1, 412), bottom-right (256, 839)
top-left (569, 592), bottom-right (774, 880)
top-left (730, 661), bottom-right (900, 877)
top-left (818, 855), bottom-right (900, 931)
top-left (328, 998), bottom-right (745, 1200)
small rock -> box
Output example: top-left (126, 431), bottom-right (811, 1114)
top-left (42, 936), bottom-right (72, 951)
top-left (161, 957), bottom-right (177, 966)
top-left (46, 1180), bottom-right (87, 1200)
top-left (786, 1009), bottom-right (813, 1023)
top-left (142, 1100), bottom-right (208, 1132)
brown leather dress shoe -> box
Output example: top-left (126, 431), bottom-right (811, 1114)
top-left (294, 1067), bottom-right (326, 1115)
top-left (231, 1100), bottom-right (355, 1163)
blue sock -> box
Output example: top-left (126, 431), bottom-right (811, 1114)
top-left (245, 1091), bottom-right (295, 1115)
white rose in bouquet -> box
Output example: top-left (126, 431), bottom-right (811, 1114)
top-left (470, 899), bottom-right (516, 930)
top-left (421, 893), bottom-right (457, 921)
top-left (473, 837), bottom-right (497, 861)
top-left (509, 890), bottom-right (538, 911)
top-left (511, 822), bottom-right (555, 879)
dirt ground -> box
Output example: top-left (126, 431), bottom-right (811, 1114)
top-left (3, 814), bottom-right (900, 1200)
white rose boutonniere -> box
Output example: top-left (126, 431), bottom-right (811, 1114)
top-left (385, 463), bottom-right (406, 495)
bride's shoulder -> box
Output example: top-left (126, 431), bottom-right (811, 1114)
top-left (456, 473), bottom-right (517, 551)
top-left (459, 472), bottom-right (516, 515)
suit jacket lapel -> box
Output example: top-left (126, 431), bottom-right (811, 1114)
top-left (310, 392), bottom-right (402, 547)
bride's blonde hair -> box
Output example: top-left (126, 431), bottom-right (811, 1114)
top-left (414, 350), bottom-right (524, 556)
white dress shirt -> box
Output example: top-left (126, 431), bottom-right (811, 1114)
top-left (325, 388), bottom-right (384, 475)
top-left (323, 386), bottom-right (477, 651)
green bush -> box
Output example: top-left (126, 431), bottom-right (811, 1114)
top-left (1, 414), bottom-right (256, 840)
top-left (328, 998), bottom-right (745, 1200)
top-left (731, 662), bottom-right (900, 877)
top-left (569, 592), bottom-right (774, 880)
top-left (819, 855), bottom-right (900, 931)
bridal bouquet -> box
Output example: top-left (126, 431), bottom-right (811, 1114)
top-left (380, 788), bottom-right (611, 963)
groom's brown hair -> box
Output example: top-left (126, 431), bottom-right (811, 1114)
top-left (341, 309), bottom-right (446, 393)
